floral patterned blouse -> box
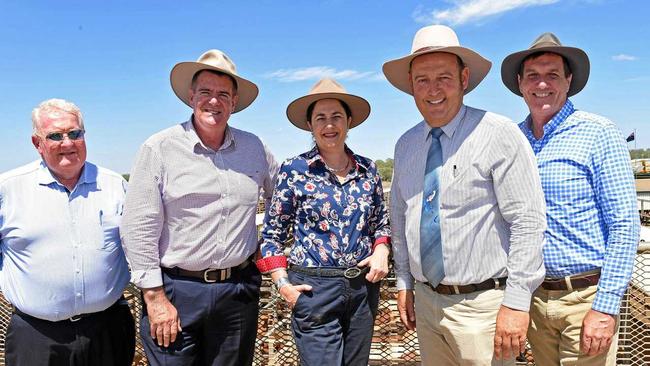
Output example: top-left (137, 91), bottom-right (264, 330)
top-left (256, 146), bottom-right (391, 272)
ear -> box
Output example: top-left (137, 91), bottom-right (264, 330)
top-left (188, 88), bottom-right (196, 108)
top-left (461, 67), bottom-right (470, 91)
top-left (306, 120), bottom-right (313, 132)
top-left (347, 116), bottom-right (353, 128)
top-left (32, 135), bottom-right (43, 154)
top-left (566, 74), bottom-right (573, 93)
top-left (517, 74), bottom-right (524, 94)
top-left (231, 94), bottom-right (239, 113)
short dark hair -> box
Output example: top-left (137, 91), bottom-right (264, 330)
top-left (408, 53), bottom-right (466, 74)
top-left (306, 99), bottom-right (352, 122)
top-left (518, 52), bottom-right (572, 78)
top-left (191, 69), bottom-right (238, 95)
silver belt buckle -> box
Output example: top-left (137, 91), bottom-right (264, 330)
top-left (203, 269), bottom-right (218, 283)
top-left (343, 267), bottom-right (362, 279)
top-left (69, 314), bottom-right (83, 322)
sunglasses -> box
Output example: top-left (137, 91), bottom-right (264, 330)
top-left (44, 129), bottom-right (85, 142)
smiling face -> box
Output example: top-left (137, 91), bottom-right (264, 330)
top-left (518, 52), bottom-right (572, 125)
top-left (307, 98), bottom-right (351, 154)
top-left (189, 70), bottom-right (239, 135)
top-left (410, 52), bottom-right (469, 128)
top-left (31, 110), bottom-right (87, 188)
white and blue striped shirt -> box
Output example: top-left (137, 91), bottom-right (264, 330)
top-left (519, 100), bottom-right (639, 315)
top-left (0, 161), bottom-right (130, 321)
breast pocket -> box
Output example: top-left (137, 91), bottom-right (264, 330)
top-left (99, 212), bottom-right (121, 252)
top-left (236, 169), bottom-right (262, 207)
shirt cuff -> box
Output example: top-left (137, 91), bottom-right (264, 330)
top-left (592, 291), bottom-right (622, 315)
top-left (131, 268), bottom-right (163, 289)
top-left (256, 255), bottom-right (287, 274)
top-left (372, 236), bottom-right (391, 251)
top-left (502, 285), bottom-right (532, 312)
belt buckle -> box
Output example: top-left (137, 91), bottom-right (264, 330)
top-left (343, 267), bottom-right (362, 279)
top-left (203, 269), bottom-right (218, 283)
top-left (69, 314), bottom-right (82, 322)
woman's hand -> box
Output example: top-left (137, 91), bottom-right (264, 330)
top-left (279, 283), bottom-right (312, 309)
top-left (357, 244), bottom-right (390, 283)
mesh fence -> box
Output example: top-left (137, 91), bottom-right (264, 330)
top-left (0, 248), bottom-right (648, 366)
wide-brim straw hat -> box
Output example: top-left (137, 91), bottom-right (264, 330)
top-left (286, 78), bottom-right (370, 131)
top-left (170, 49), bottom-right (259, 113)
top-left (501, 32), bottom-right (590, 97)
top-left (382, 25), bottom-right (491, 95)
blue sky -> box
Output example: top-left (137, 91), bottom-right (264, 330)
top-left (1, 0), bottom-right (648, 174)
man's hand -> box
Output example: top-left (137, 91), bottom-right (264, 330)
top-left (279, 284), bottom-right (312, 309)
top-left (581, 309), bottom-right (616, 356)
top-left (397, 289), bottom-right (416, 330)
top-left (142, 287), bottom-right (182, 347)
top-left (358, 244), bottom-right (390, 283)
top-left (494, 305), bottom-right (529, 360)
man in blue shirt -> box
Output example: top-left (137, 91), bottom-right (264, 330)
top-left (501, 33), bottom-right (639, 365)
top-left (0, 99), bottom-right (135, 365)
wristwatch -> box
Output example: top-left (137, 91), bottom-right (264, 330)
top-left (273, 276), bottom-right (291, 290)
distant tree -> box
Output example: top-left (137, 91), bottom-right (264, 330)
top-left (375, 158), bottom-right (394, 182)
top-left (630, 149), bottom-right (650, 159)
top-left (122, 174), bottom-right (130, 181)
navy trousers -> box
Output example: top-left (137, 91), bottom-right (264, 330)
top-left (5, 297), bottom-right (135, 366)
top-left (141, 264), bottom-right (261, 366)
top-left (288, 270), bottom-right (380, 366)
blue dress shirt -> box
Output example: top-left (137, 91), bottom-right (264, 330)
top-left (0, 160), bottom-right (130, 321)
top-left (519, 100), bottom-right (639, 314)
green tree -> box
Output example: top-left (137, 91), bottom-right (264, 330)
top-left (375, 158), bottom-right (394, 182)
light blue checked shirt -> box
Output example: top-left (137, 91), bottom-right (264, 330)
top-left (519, 100), bottom-right (639, 315)
top-left (0, 161), bottom-right (130, 321)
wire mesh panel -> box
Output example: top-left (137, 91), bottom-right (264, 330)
top-left (0, 250), bottom-right (647, 365)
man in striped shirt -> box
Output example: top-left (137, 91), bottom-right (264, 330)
top-left (121, 50), bottom-right (278, 366)
top-left (501, 33), bottom-right (639, 365)
top-left (385, 25), bottom-right (547, 365)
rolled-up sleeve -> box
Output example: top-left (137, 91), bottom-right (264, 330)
top-left (491, 123), bottom-right (547, 312)
top-left (120, 144), bottom-right (165, 289)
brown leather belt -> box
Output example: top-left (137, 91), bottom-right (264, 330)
top-left (540, 271), bottom-right (600, 291)
top-left (425, 277), bottom-right (507, 295)
top-left (162, 259), bottom-right (250, 283)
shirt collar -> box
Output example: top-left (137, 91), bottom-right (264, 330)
top-left (36, 160), bottom-right (94, 188)
top-left (421, 104), bottom-right (467, 141)
top-left (522, 99), bottom-right (575, 142)
top-left (305, 145), bottom-right (369, 173)
top-left (185, 116), bottom-right (235, 152)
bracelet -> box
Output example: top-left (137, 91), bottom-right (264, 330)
top-left (274, 276), bottom-right (291, 290)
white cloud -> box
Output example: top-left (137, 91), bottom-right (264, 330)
top-left (413, 0), bottom-right (560, 25)
top-left (265, 66), bottom-right (382, 82)
top-left (612, 54), bottom-right (638, 61)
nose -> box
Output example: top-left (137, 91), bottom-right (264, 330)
top-left (60, 136), bottom-right (75, 146)
top-left (538, 80), bottom-right (548, 89)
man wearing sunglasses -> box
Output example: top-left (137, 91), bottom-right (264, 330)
top-left (0, 98), bottom-right (135, 365)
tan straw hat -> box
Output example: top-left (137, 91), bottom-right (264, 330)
top-left (170, 49), bottom-right (259, 113)
top-left (501, 32), bottom-right (590, 97)
top-left (286, 78), bottom-right (371, 131)
top-left (382, 25), bottom-right (491, 95)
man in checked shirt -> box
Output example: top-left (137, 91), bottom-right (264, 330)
top-left (501, 33), bottom-right (639, 365)
top-left (121, 50), bottom-right (278, 366)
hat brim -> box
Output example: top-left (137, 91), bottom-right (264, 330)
top-left (501, 46), bottom-right (590, 97)
top-left (286, 92), bottom-right (371, 131)
top-left (170, 62), bottom-right (259, 113)
top-left (382, 46), bottom-right (492, 95)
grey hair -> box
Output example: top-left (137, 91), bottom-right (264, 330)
top-left (31, 98), bottom-right (85, 135)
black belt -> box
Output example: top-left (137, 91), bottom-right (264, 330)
top-left (162, 259), bottom-right (251, 283)
top-left (289, 265), bottom-right (370, 279)
top-left (425, 277), bottom-right (507, 295)
top-left (541, 270), bottom-right (600, 291)
top-left (13, 296), bottom-right (126, 323)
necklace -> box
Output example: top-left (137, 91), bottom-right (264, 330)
top-left (324, 158), bottom-right (350, 173)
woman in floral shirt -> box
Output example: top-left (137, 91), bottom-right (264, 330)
top-left (256, 78), bottom-right (391, 365)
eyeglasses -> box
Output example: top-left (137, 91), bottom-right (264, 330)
top-left (44, 129), bottom-right (85, 142)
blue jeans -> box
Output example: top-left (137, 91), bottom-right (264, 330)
top-left (288, 270), bottom-right (380, 366)
top-left (141, 264), bottom-right (261, 366)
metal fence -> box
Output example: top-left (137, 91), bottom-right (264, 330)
top-left (0, 245), bottom-right (648, 366)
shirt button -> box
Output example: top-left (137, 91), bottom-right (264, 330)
top-left (76, 293), bottom-right (81, 297)
top-left (75, 269), bottom-right (81, 273)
